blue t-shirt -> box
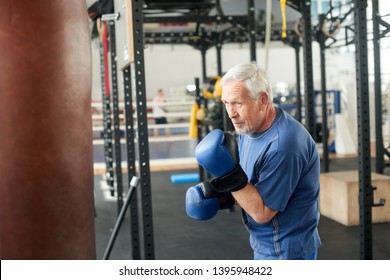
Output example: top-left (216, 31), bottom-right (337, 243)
top-left (238, 108), bottom-right (321, 260)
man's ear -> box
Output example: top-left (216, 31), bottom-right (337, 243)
top-left (259, 91), bottom-right (268, 106)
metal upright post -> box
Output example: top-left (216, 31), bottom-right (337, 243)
top-left (195, 77), bottom-right (205, 182)
top-left (200, 32), bottom-right (208, 82)
top-left (107, 19), bottom-right (124, 213)
top-left (284, 34), bottom-right (302, 122)
top-left (99, 23), bottom-right (115, 197)
top-left (216, 32), bottom-right (234, 132)
top-left (131, 0), bottom-right (155, 260)
top-left (248, 0), bottom-right (256, 62)
top-left (318, 15), bottom-right (330, 172)
top-left (123, 65), bottom-right (141, 260)
top-left (294, 41), bottom-right (302, 122)
top-left (216, 34), bottom-right (222, 77)
top-left (372, 0), bottom-right (385, 174)
top-left (353, 0), bottom-right (373, 260)
top-left (200, 30), bottom-right (210, 135)
top-left (301, 0), bottom-right (316, 138)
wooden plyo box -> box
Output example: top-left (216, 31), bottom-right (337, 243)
top-left (320, 171), bottom-right (390, 226)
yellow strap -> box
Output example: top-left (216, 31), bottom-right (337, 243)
top-left (280, 0), bottom-right (287, 38)
top-left (189, 103), bottom-right (199, 139)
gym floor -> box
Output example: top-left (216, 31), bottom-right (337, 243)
top-left (93, 139), bottom-right (390, 260)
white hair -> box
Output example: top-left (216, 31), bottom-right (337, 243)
top-left (220, 62), bottom-right (273, 103)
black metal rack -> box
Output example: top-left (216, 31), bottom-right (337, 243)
top-left (372, 0), bottom-right (390, 174)
top-left (287, 0), bottom-right (388, 260)
top-left (131, 0), bottom-right (155, 260)
top-left (98, 22), bottom-right (115, 198)
top-left (122, 65), bottom-right (141, 260)
top-left (107, 20), bottom-right (124, 214)
top-left (353, 0), bottom-right (374, 260)
top-left (97, 0), bottom-right (389, 261)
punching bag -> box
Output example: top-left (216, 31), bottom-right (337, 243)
top-left (0, 1), bottom-right (96, 259)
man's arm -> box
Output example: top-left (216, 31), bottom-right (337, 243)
top-left (232, 183), bottom-right (277, 224)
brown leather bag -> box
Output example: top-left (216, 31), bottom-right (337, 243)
top-left (0, 0), bottom-right (96, 259)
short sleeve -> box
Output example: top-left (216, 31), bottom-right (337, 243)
top-left (255, 150), bottom-right (303, 212)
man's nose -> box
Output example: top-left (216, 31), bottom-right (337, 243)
top-left (226, 106), bottom-right (237, 118)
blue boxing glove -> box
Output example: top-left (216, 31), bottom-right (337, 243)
top-left (195, 129), bottom-right (248, 192)
top-left (186, 181), bottom-right (235, 220)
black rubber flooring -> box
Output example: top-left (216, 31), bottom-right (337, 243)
top-left (94, 157), bottom-right (390, 260)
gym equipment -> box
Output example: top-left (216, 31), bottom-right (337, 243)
top-left (103, 176), bottom-right (139, 260)
top-left (171, 173), bottom-right (199, 184)
top-left (97, 19), bottom-right (115, 197)
top-left (280, 0), bottom-right (287, 38)
top-left (202, 76), bottom-right (222, 99)
top-left (95, 0), bottom-right (156, 260)
top-left (105, 16), bottom-right (124, 213)
top-left (125, 0), bottom-right (155, 260)
top-left (320, 171), bottom-right (388, 226)
top-left (195, 129), bottom-right (248, 192)
top-left (189, 103), bottom-right (199, 139)
top-left (0, 0), bottom-right (95, 259)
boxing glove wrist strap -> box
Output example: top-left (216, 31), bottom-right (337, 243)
top-left (199, 181), bottom-right (217, 198)
top-left (218, 192), bottom-right (235, 210)
top-left (210, 165), bottom-right (248, 192)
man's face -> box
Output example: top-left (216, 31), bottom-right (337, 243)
top-left (221, 80), bottom-right (263, 134)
